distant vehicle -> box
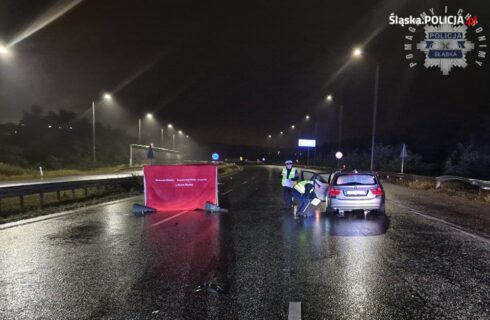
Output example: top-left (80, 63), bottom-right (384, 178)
top-left (326, 170), bottom-right (385, 216)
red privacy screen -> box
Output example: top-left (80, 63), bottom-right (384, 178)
top-left (144, 164), bottom-right (218, 211)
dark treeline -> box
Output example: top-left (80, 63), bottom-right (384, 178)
top-left (231, 142), bottom-right (490, 179)
top-left (0, 105), bottom-right (132, 169)
top-left (1, 106), bottom-right (489, 179)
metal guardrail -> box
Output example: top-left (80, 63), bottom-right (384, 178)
top-left (0, 162), bottom-right (239, 211)
top-left (435, 176), bottom-right (490, 191)
top-left (272, 165), bottom-right (488, 192)
top-left (378, 171), bottom-right (490, 192)
top-left (378, 171), bottom-right (435, 182)
top-left (0, 175), bottom-right (141, 210)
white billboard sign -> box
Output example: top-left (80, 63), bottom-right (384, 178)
top-left (298, 139), bottom-right (316, 147)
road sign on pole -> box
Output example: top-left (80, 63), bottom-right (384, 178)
top-left (400, 144), bottom-right (408, 173)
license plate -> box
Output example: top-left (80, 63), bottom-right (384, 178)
top-left (345, 190), bottom-right (366, 196)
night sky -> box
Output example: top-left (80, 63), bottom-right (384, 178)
top-left (0, 0), bottom-right (488, 155)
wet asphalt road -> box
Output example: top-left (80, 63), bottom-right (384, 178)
top-left (0, 166), bottom-right (489, 319)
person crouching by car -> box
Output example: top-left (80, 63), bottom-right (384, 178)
top-left (292, 180), bottom-right (315, 218)
top-left (280, 160), bottom-right (299, 208)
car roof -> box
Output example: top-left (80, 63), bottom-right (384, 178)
top-left (333, 170), bottom-right (377, 175)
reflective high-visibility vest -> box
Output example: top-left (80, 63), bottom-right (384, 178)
top-left (293, 180), bottom-right (313, 194)
top-left (281, 168), bottom-right (297, 187)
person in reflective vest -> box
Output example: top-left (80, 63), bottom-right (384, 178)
top-left (280, 160), bottom-right (299, 207)
top-left (292, 180), bottom-right (314, 217)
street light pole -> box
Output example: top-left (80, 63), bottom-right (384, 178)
top-left (172, 134), bottom-right (176, 150)
top-left (138, 118), bottom-right (142, 145)
top-left (370, 63), bottom-right (380, 171)
top-left (337, 103), bottom-right (343, 167)
top-left (92, 101), bottom-right (96, 162)
top-left (338, 104), bottom-right (343, 152)
top-left (161, 128), bottom-right (164, 147)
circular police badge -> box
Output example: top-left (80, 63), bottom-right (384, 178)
top-left (391, 6), bottom-right (487, 75)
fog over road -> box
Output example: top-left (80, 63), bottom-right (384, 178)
top-left (0, 166), bottom-right (488, 319)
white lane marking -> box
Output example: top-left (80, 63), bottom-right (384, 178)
top-left (389, 200), bottom-right (490, 244)
top-left (241, 180), bottom-right (248, 185)
top-left (221, 189), bottom-right (233, 195)
top-left (151, 211), bottom-right (189, 227)
top-left (288, 302), bottom-right (301, 320)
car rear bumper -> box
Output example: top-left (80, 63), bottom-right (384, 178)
top-left (328, 198), bottom-right (384, 211)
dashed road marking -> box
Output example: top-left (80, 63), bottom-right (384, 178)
top-left (221, 189), bottom-right (233, 195)
top-left (151, 211), bottom-right (189, 227)
top-left (388, 200), bottom-right (490, 244)
top-left (288, 302), bottom-right (301, 320)
top-left (241, 181), bottom-right (248, 185)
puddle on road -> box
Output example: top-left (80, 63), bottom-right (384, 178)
top-left (297, 211), bottom-right (390, 237)
top-left (46, 222), bottom-right (104, 244)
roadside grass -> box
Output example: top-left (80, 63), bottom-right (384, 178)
top-left (384, 176), bottom-right (490, 204)
top-left (0, 163), bottom-right (131, 182)
top-left (218, 163), bottom-right (242, 176)
top-left (408, 180), bottom-right (435, 190)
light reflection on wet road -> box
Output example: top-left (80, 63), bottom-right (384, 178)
top-left (0, 166), bottom-right (488, 319)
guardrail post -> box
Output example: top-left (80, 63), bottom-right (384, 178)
top-left (56, 191), bottom-right (61, 201)
top-left (72, 189), bottom-right (76, 199)
top-left (84, 188), bottom-right (88, 197)
top-left (19, 195), bottom-right (25, 210)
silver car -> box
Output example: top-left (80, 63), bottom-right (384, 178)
top-left (326, 170), bottom-right (385, 216)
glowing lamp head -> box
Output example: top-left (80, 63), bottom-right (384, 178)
top-left (103, 93), bottom-right (112, 100)
top-left (0, 45), bottom-right (8, 56)
top-left (305, 115), bottom-right (310, 120)
top-left (326, 95), bottom-right (333, 101)
top-left (167, 124), bottom-right (173, 129)
top-left (352, 47), bottom-right (362, 58)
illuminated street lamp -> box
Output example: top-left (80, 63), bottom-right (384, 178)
top-left (326, 94), bottom-right (333, 102)
top-left (268, 134), bottom-right (272, 138)
top-left (280, 131), bottom-right (283, 135)
top-left (92, 92), bottom-right (112, 162)
top-left (291, 124), bottom-right (295, 129)
top-left (305, 115), bottom-right (310, 120)
top-left (138, 113), bottom-right (154, 145)
top-left (351, 46), bottom-right (379, 170)
top-left (167, 123), bottom-right (173, 129)
top-left (352, 47), bottom-right (362, 58)
top-left (0, 45), bottom-right (9, 56)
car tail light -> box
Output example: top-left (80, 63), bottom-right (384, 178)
top-left (371, 187), bottom-right (384, 196)
top-left (328, 187), bottom-right (341, 197)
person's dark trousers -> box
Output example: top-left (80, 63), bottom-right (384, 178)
top-left (292, 189), bottom-right (309, 212)
top-left (283, 187), bottom-right (293, 207)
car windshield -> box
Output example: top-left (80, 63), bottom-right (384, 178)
top-left (335, 174), bottom-right (376, 186)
